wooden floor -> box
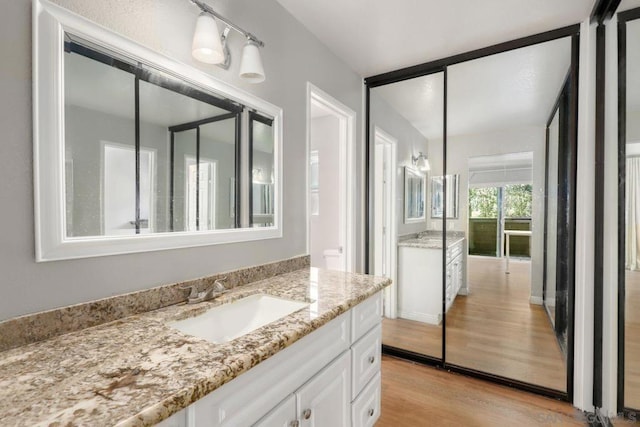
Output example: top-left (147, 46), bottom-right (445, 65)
top-left (626, 270), bottom-right (640, 410)
top-left (383, 256), bottom-right (566, 391)
top-left (377, 355), bottom-right (583, 427)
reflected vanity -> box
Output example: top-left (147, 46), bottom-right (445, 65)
top-left (34, 2), bottom-right (282, 260)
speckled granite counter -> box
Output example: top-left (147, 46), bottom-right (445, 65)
top-left (0, 268), bottom-right (390, 427)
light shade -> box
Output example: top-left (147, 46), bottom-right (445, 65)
top-left (239, 40), bottom-right (265, 83)
top-left (192, 13), bottom-right (225, 64)
top-left (414, 152), bottom-right (430, 171)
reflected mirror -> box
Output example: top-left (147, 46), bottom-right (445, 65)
top-left (34, 1), bottom-right (282, 261)
top-left (404, 167), bottom-right (426, 223)
top-left (431, 174), bottom-right (459, 219)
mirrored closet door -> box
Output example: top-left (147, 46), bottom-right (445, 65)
top-left (444, 37), bottom-right (575, 393)
top-left (367, 26), bottom-right (579, 400)
top-left (370, 71), bottom-right (445, 361)
top-left (619, 7), bottom-right (640, 413)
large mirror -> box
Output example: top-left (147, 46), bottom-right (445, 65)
top-left (404, 167), bottom-right (426, 223)
top-left (34, 1), bottom-right (282, 261)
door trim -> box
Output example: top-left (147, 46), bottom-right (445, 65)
top-left (373, 127), bottom-right (398, 318)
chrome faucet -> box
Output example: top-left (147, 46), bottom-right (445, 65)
top-left (181, 277), bottom-right (228, 304)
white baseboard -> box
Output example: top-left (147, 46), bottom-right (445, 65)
top-left (529, 296), bottom-right (543, 305)
top-left (458, 287), bottom-right (469, 296)
top-left (398, 310), bottom-right (441, 325)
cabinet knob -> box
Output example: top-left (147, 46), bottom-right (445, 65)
top-left (368, 408), bottom-right (375, 417)
top-left (303, 409), bottom-right (312, 420)
top-left (368, 356), bottom-right (375, 364)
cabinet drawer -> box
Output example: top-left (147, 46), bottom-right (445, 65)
top-left (351, 324), bottom-right (381, 400)
top-left (351, 373), bottom-right (381, 427)
top-left (351, 292), bottom-right (382, 343)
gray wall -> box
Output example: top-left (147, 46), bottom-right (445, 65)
top-left (369, 90), bottom-right (429, 239)
top-left (0, 0), bottom-right (363, 320)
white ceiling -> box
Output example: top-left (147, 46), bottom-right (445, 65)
top-left (275, 0), bottom-right (594, 77)
top-left (373, 37), bottom-right (571, 139)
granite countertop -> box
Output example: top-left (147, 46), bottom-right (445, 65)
top-left (398, 235), bottom-right (464, 249)
top-left (0, 268), bottom-right (390, 427)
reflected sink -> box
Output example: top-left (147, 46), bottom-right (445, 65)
top-left (168, 294), bottom-right (310, 344)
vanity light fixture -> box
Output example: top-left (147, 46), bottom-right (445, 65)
top-left (412, 152), bottom-right (431, 171)
top-left (190, 0), bottom-right (266, 82)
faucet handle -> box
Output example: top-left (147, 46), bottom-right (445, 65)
top-left (179, 284), bottom-right (199, 298)
top-left (213, 277), bottom-right (227, 291)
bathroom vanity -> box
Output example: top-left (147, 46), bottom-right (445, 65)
top-left (397, 233), bottom-right (466, 324)
top-left (0, 266), bottom-right (389, 426)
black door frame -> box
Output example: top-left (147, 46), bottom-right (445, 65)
top-left (617, 6), bottom-right (640, 417)
top-left (543, 71), bottom-right (573, 357)
top-left (366, 24), bottom-right (580, 402)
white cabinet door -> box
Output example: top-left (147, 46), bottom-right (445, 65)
top-left (297, 351), bottom-right (351, 427)
top-left (253, 394), bottom-right (297, 427)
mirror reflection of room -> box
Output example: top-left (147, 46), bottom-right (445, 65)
top-left (63, 36), bottom-right (274, 238)
top-left (624, 15), bottom-right (640, 414)
top-left (446, 37), bottom-right (573, 392)
top-left (371, 36), bottom-right (575, 392)
top-left (371, 71), bottom-right (445, 359)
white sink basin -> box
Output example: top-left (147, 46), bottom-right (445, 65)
top-left (168, 294), bottom-right (310, 344)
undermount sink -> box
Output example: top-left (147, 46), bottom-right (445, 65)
top-left (168, 294), bottom-right (310, 344)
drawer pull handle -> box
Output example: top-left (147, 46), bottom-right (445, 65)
top-left (368, 408), bottom-right (375, 417)
top-left (368, 356), bottom-right (375, 364)
top-left (303, 409), bottom-right (312, 420)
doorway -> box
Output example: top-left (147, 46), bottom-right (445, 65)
top-left (373, 127), bottom-right (398, 317)
top-left (306, 83), bottom-right (356, 272)
top-left (102, 142), bottom-right (155, 235)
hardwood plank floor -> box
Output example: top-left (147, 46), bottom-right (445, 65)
top-left (626, 270), bottom-right (640, 410)
top-left (382, 256), bottom-right (566, 391)
top-left (377, 356), bottom-right (583, 427)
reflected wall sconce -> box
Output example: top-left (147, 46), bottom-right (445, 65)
top-left (190, 0), bottom-right (265, 83)
top-left (412, 152), bottom-right (431, 171)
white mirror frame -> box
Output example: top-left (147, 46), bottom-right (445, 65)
top-left (33, 0), bottom-right (283, 261)
top-left (403, 166), bottom-right (427, 224)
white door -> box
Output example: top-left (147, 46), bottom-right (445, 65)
top-left (103, 143), bottom-right (155, 235)
top-left (185, 156), bottom-right (217, 231)
top-left (373, 128), bottom-right (397, 318)
top-left (296, 351), bottom-right (350, 427)
top-left (307, 84), bottom-right (355, 272)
